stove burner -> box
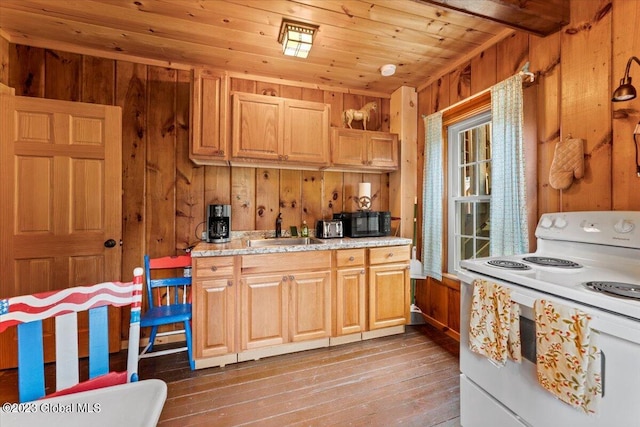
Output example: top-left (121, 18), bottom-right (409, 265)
top-left (486, 260), bottom-right (532, 270)
top-left (585, 281), bottom-right (640, 299)
top-left (522, 256), bottom-right (582, 268)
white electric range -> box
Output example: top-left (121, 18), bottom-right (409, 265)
top-left (457, 211), bottom-right (640, 427)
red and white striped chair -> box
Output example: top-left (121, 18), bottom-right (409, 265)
top-left (0, 268), bottom-right (144, 402)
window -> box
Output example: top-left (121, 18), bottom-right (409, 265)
top-left (447, 110), bottom-right (492, 273)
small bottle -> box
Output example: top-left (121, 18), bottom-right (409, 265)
top-left (301, 220), bottom-right (309, 237)
top-left (275, 213), bottom-right (282, 237)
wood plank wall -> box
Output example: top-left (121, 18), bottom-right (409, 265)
top-left (419, 0), bottom-right (639, 220)
top-left (415, 0), bottom-right (640, 321)
top-left (0, 41), bottom-right (391, 287)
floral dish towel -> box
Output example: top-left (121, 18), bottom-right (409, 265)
top-left (469, 279), bottom-right (522, 365)
top-left (535, 299), bottom-right (602, 414)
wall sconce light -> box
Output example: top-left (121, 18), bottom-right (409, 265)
top-left (278, 19), bottom-right (319, 59)
top-left (612, 56), bottom-right (640, 102)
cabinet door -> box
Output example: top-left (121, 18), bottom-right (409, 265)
top-left (367, 132), bottom-right (398, 170)
top-left (231, 93), bottom-right (283, 160)
top-left (289, 270), bottom-right (331, 342)
top-left (368, 263), bottom-right (410, 330)
top-left (194, 277), bottom-right (236, 358)
top-left (191, 68), bottom-right (228, 164)
top-left (283, 99), bottom-right (330, 165)
top-left (241, 274), bottom-right (288, 350)
top-left (331, 128), bottom-right (368, 167)
top-left (335, 267), bottom-right (366, 336)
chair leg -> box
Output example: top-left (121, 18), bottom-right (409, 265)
top-left (184, 320), bottom-right (195, 370)
top-left (148, 326), bottom-right (158, 352)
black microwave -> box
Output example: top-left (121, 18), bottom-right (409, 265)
top-left (333, 211), bottom-right (391, 238)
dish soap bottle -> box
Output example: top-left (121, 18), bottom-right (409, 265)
top-left (301, 220), bottom-right (309, 237)
top-left (275, 213), bottom-right (282, 237)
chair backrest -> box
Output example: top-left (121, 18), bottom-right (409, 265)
top-left (144, 254), bottom-right (192, 308)
top-left (0, 268), bottom-right (144, 402)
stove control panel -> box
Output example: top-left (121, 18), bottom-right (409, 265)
top-left (535, 211), bottom-right (640, 249)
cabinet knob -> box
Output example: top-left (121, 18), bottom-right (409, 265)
top-left (210, 266), bottom-right (218, 272)
top-left (284, 155), bottom-right (289, 160)
top-left (360, 270), bottom-right (365, 275)
top-left (349, 256), bottom-right (355, 261)
top-left (289, 275), bottom-right (295, 280)
top-left (388, 252), bottom-right (394, 258)
top-left (282, 275), bottom-right (288, 282)
top-left (227, 280), bottom-right (233, 286)
top-left (368, 161), bottom-right (373, 165)
top-left (219, 149), bottom-right (225, 156)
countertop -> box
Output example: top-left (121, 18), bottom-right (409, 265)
top-left (191, 235), bottom-right (413, 257)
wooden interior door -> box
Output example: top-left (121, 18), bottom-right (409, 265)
top-left (0, 94), bottom-right (122, 369)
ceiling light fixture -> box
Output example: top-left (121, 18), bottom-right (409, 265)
top-left (278, 19), bottom-right (319, 59)
top-left (380, 64), bottom-right (396, 77)
top-left (612, 56), bottom-right (640, 102)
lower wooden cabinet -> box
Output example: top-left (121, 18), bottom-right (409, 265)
top-left (333, 249), bottom-right (366, 336)
top-left (289, 271), bottom-right (332, 342)
top-left (191, 244), bottom-right (412, 368)
top-left (415, 275), bottom-right (461, 341)
top-left (193, 256), bottom-right (237, 359)
top-left (240, 274), bottom-right (288, 350)
top-left (240, 251), bottom-right (332, 351)
top-left (368, 246), bottom-right (410, 330)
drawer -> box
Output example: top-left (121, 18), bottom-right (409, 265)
top-left (335, 248), bottom-right (365, 268)
top-left (368, 245), bottom-right (410, 265)
top-left (194, 256), bottom-right (235, 278)
top-left (242, 251), bottom-right (331, 275)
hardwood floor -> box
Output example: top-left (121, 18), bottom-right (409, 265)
top-left (0, 324), bottom-right (461, 426)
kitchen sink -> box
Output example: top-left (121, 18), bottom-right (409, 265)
top-left (246, 237), bottom-right (324, 248)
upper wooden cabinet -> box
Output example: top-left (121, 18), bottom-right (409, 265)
top-left (190, 68), bottom-right (229, 166)
top-left (331, 128), bottom-right (398, 172)
top-left (231, 92), bottom-right (330, 167)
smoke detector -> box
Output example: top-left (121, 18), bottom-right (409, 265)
top-left (380, 64), bottom-right (396, 77)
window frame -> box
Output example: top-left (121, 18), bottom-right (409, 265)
top-left (445, 109), bottom-right (492, 274)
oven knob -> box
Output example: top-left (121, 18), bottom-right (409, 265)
top-left (539, 216), bottom-right (554, 229)
top-left (554, 217), bottom-right (568, 229)
top-left (614, 219), bottom-right (635, 233)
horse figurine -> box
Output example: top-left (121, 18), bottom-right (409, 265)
top-left (342, 102), bottom-right (377, 130)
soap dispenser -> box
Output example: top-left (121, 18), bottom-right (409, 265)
top-left (275, 213), bottom-right (282, 237)
top-left (301, 220), bottom-right (309, 237)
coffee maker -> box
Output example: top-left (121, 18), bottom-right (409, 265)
top-left (206, 204), bottom-right (231, 243)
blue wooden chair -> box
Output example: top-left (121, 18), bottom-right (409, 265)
top-left (139, 254), bottom-right (194, 370)
top-left (0, 268), bottom-right (144, 402)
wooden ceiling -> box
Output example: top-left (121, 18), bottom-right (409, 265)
top-left (0, 0), bottom-right (568, 95)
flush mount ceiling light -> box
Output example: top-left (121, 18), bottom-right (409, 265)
top-left (380, 64), bottom-right (396, 77)
top-left (278, 19), bottom-right (319, 59)
top-left (612, 56), bottom-right (640, 102)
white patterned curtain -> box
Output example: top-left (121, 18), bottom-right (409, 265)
top-left (421, 111), bottom-right (444, 280)
top-left (490, 74), bottom-right (529, 256)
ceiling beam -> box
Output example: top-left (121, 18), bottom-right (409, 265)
top-left (414, 0), bottom-right (570, 37)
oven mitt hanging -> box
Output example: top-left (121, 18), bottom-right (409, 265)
top-left (549, 138), bottom-right (584, 190)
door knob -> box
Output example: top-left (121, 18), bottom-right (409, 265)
top-left (104, 239), bottom-right (117, 248)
